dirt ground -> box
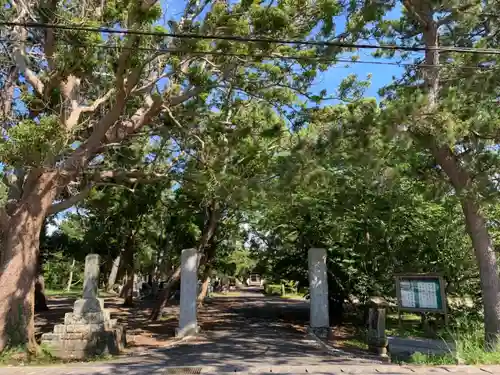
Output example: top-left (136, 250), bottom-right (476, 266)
top-left (36, 295), bottom-right (193, 353)
top-left (35, 292), bottom-right (367, 357)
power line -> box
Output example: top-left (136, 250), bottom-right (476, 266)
top-left (0, 36), bottom-right (494, 71)
top-left (2, 21), bottom-right (500, 56)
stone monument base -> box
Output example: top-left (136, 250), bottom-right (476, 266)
top-left (308, 326), bottom-right (331, 339)
top-left (41, 299), bottom-right (126, 359)
top-left (175, 324), bottom-right (200, 338)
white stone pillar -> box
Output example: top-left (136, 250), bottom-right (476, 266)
top-left (83, 254), bottom-right (100, 299)
top-left (308, 248), bottom-right (329, 337)
top-left (176, 248), bottom-right (200, 337)
top-left (74, 253), bottom-right (104, 314)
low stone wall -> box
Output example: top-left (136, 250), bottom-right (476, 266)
top-left (388, 336), bottom-right (456, 359)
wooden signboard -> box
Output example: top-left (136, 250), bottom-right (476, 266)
top-left (395, 274), bottom-right (448, 325)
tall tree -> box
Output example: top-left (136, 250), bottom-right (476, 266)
top-left (0, 0), bottom-right (343, 350)
top-left (346, 0), bottom-right (500, 347)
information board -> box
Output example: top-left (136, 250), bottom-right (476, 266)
top-left (395, 274), bottom-right (446, 313)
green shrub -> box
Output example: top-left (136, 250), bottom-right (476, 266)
top-left (406, 316), bottom-right (500, 365)
top-left (43, 252), bottom-right (83, 290)
top-left (264, 284), bottom-right (282, 295)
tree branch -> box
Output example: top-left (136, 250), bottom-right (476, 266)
top-left (47, 185), bottom-right (92, 215)
top-left (0, 66), bottom-right (18, 126)
top-left (169, 86), bottom-right (206, 106)
top-left (64, 88), bottom-right (115, 130)
top-left (105, 94), bottom-right (163, 143)
top-left (12, 23), bottom-right (44, 95)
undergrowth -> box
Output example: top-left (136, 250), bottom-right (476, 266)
top-left (0, 345), bottom-right (115, 366)
top-left (404, 316), bottom-right (500, 365)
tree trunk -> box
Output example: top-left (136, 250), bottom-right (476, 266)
top-left (402, 1), bottom-right (500, 349)
top-left (0, 171), bottom-right (59, 352)
top-left (432, 145), bottom-right (500, 348)
top-left (197, 273), bottom-right (211, 307)
top-left (461, 198), bottom-right (500, 348)
top-left (119, 242), bottom-right (135, 307)
top-left (107, 255), bottom-right (121, 292)
top-left (34, 274), bottom-right (49, 312)
top-left (121, 271), bottom-right (135, 307)
top-left (34, 247), bottom-right (48, 313)
top-left (66, 258), bottom-right (76, 292)
top-left (149, 203), bottom-right (220, 321)
top-left (149, 266), bottom-right (181, 321)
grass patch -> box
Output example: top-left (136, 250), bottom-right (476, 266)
top-left (385, 312), bottom-right (451, 340)
top-left (281, 294), bottom-right (305, 300)
top-left (159, 314), bottom-right (175, 322)
top-left (343, 337), bottom-right (368, 350)
top-left (406, 352), bottom-right (457, 365)
top-left (401, 318), bottom-right (500, 365)
top-left (46, 289), bottom-right (115, 298)
top-left (0, 345), bottom-right (57, 366)
top-left (0, 345), bottom-right (118, 367)
top-left (211, 291), bottom-right (243, 297)
top-left (45, 289), bottom-right (81, 297)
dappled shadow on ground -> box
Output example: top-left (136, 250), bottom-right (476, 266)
top-left (31, 289), bottom-right (383, 374)
top-left (35, 295), bottom-right (181, 350)
top-left (124, 293), bottom-right (379, 373)
top-left (34, 297), bottom-right (73, 340)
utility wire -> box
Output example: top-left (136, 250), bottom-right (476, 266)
top-left (0, 36), bottom-right (494, 71)
top-left (2, 21), bottom-right (500, 55)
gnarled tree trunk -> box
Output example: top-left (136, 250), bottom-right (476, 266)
top-left (34, 275), bottom-right (49, 313)
top-left (121, 272), bottom-right (135, 307)
top-left (462, 198), bottom-right (500, 347)
top-left (107, 255), bottom-right (121, 292)
top-left (0, 171), bottom-right (59, 352)
top-left (403, 0), bottom-right (500, 349)
top-left (197, 272), bottom-right (211, 307)
top-left (149, 266), bottom-right (181, 321)
top-left (34, 247), bottom-right (49, 313)
top-left (120, 245), bottom-right (135, 307)
top-left (432, 143), bottom-right (500, 348)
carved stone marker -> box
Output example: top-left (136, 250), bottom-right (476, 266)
top-left (176, 248), bottom-right (200, 338)
top-left (367, 297), bottom-right (389, 360)
top-left (41, 254), bottom-right (126, 359)
top-left (83, 254), bottom-right (99, 299)
top-left (308, 248), bottom-right (330, 338)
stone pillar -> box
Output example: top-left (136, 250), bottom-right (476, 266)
top-left (75, 254), bottom-right (103, 314)
top-left (367, 297), bottom-right (389, 360)
top-left (308, 248), bottom-right (330, 338)
top-left (83, 254), bottom-right (100, 298)
top-left (176, 248), bottom-right (200, 337)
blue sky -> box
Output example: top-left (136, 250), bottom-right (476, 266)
top-left (315, 5), bottom-right (405, 99)
top-left (162, 0), bottom-right (404, 100)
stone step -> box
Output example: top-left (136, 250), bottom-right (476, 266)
top-left (42, 332), bottom-right (93, 341)
top-left (64, 311), bottom-right (111, 325)
top-left (53, 322), bottom-right (116, 334)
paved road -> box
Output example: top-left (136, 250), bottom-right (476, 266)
top-left (2, 289), bottom-right (499, 374)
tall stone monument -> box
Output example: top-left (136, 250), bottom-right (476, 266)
top-left (41, 254), bottom-right (126, 359)
top-left (308, 248), bottom-right (330, 338)
top-left (176, 248), bottom-right (200, 337)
